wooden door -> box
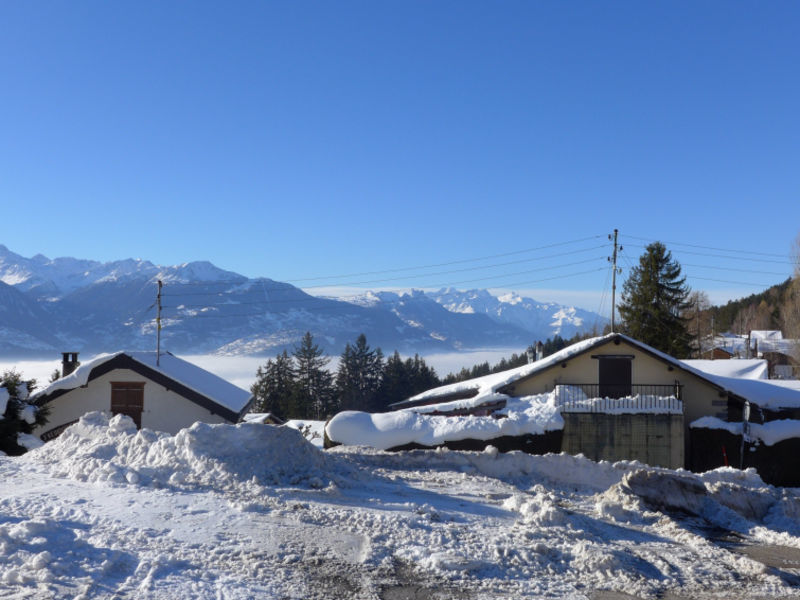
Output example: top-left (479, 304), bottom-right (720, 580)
top-left (111, 382), bottom-right (144, 428)
top-left (598, 358), bottom-right (632, 399)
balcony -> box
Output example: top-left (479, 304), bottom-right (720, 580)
top-left (554, 383), bottom-right (684, 414)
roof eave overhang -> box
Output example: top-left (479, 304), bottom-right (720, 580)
top-left (37, 354), bottom-right (241, 423)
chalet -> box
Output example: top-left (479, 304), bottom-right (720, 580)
top-left (378, 333), bottom-right (800, 472)
top-left (32, 351), bottom-right (254, 440)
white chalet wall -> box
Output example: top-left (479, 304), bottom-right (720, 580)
top-left (35, 367), bottom-right (231, 437)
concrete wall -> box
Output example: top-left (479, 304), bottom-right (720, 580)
top-left (562, 413), bottom-right (684, 469)
top-left (35, 368), bottom-right (231, 438)
top-left (505, 338), bottom-right (727, 460)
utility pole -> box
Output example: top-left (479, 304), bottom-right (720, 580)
top-left (156, 280), bottom-right (163, 366)
top-left (609, 229), bottom-right (622, 332)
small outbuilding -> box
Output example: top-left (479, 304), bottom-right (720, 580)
top-left (33, 351), bottom-right (254, 440)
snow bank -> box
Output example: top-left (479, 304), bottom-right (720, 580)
top-left (0, 387), bottom-right (8, 416)
top-left (690, 416), bottom-right (743, 436)
top-left (691, 415), bottom-right (800, 446)
top-left (326, 393), bottom-right (563, 450)
top-left (284, 419), bottom-right (325, 448)
top-left (750, 419), bottom-right (800, 446)
top-left (24, 412), bottom-right (332, 491)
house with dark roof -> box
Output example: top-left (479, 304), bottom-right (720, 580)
top-left (32, 351), bottom-right (254, 440)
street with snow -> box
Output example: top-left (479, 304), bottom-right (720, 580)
top-left (1, 413), bottom-right (800, 599)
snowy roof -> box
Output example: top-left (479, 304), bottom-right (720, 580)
top-left (33, 351), bottom-right (253, 419)
top-left (709, 333), bottom-right (798, 356)
top-left (402, 333), bottom-right (800, 411)
top-left (243, 412), bottom-right (285, 425)
top-left (751, 330), bottom-right (783, 341)
top-left (327, 393), bottom-right (564, 450)
top-left (681, 359), bottom-right (769, 380)
top-left (400, 335), bottom-right (613, 409)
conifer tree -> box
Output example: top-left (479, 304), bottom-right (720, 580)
top-left (336, 334), bottom-right (384, 412)
top-left (618, 242), bottom-right (693, 357)
top-left (1, 370), bottom-right (48, 455)
top-left (375, 351), bottom-right (409, 411)
top-left (291, 332), bottom-right (335, 419)
top-left (251, 350), bottom-right (295, 419)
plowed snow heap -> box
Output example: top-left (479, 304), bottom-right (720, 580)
top-left (24, 412), bottom-right (331, 491)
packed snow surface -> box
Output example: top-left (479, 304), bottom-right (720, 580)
top-left (2, 412), bottom-right (800, 599)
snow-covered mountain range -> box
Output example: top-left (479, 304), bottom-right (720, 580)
top-left (0, 245), bottom-right (607, 358)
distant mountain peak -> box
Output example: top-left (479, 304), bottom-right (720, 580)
top-left (0, 245), bottom-right (607, 358)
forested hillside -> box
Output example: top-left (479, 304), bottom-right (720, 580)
top-left (707, 278), bottom-right (798, 335)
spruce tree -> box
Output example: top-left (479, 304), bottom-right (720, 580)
top-left (251, 350), bottom-right (295, 419)
top-left (291, 332), bottom-right (335, 419)
top-left (1, 370), bottom-right (48, 455)
top-left (335, 334), bottom-right (384, 412)
top-left (375, 351), bottom-right (409, 411)
top-left (618, 242), bottom-right (693, 357)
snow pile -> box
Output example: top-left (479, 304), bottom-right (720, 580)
top-left (749, 419), bottom-right (800, 446)
top-left (692, 415), bottom-right (800, 446)
top-left (601, 467), bottom-right (800, 539)
top-left (24, 412), bottom-right (332, 491)
top-left (326, 392), bottom-right (563, 450)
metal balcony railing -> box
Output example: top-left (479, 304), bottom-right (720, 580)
top-left (554, 383), bottom-right (684, 414)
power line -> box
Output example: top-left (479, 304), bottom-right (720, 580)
top-left (618, 249), bottom-right (783, 290)
top-left (681, 263), bottom-right (789, 277)
top-left (620, 234), bottom-right (789, 259)
top-left (683, 276), bottom-right (780, 288)
top-left (285, 235), bottom-right (606, 282)
top-left (163, 255), bottom-right (608, 309)
top-left (622, 243), bottom-right (793, 265)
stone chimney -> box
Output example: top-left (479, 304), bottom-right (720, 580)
top-left (62, 352), bottom-right (80, 377)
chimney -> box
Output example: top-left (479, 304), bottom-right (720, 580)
top-left (535, 341), bottom-right (544, 361)
top-left (62, 352), bottom-right (80, 377)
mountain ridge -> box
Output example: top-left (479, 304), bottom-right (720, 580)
top-left (0, 246), bottom-right (607, 357)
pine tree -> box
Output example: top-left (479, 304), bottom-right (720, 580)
top-left (404, 354), bottom-right (440, 396)
top-left (335, 334), bottom-right (384, 412)
top-left (291, 332), bottom-right (335, 419)
top-left (375, 351), bottom-right (409, 411)
top-left (251, 350), bottom-right (295, 419)
top-left (1, 370), bottom-right (48, 455)
top-left (618, 242), bottom-right (693, 357)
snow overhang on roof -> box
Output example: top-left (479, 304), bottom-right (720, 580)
top-left (33, 351), bottom-right (253, 421)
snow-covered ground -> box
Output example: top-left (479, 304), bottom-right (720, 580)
top-left (2, 413), bottom-right (800, 599)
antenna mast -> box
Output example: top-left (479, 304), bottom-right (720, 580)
top-left (156, 280), bottom-right (163, 366)
top-left (609, 229), bottom-right (622, 332)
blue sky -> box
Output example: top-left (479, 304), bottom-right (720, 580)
top-left (2, 1), bottom-right (798, 314)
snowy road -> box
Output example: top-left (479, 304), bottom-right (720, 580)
top-left (1, 414), bottom-right (800, 599)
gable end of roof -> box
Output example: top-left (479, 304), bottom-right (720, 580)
top-left (37, 353), bottom-right (247, 423)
